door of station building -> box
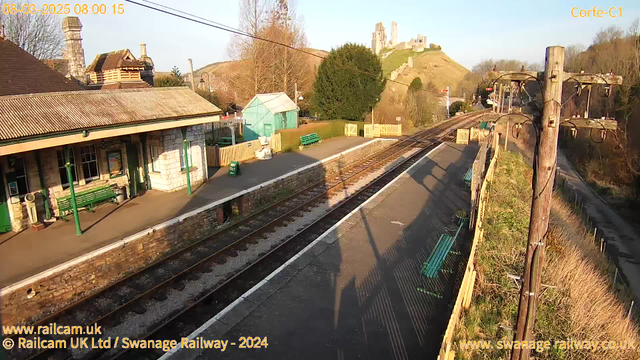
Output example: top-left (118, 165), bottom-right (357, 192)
top-left (126, 143), bottom-right (140, 198)
top-left (0, 166), bottom-right (12, 233)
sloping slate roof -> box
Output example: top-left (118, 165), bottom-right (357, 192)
top-left (86, 49), bottom-right (146, 72)
top-left (0, 87), bottom-right (221, 141)
top-left (0, 37), bottom-right (83, 96)
top-left (247, 92), bottom-right (297, 114)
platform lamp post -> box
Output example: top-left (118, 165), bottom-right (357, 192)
top-left (181, 127), bottom-right (192, 196)
top-left (64, 146), bottom-right (82, 235)
top-left (199, 72), bottom-right (213, 94)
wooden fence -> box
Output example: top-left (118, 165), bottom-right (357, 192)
top-left (438, 131), bottom-right (500, 360)
top-left (206, 133), bottom-right (282, 167)
top-left (344, 123), bottom-right (358, 137)
top-left (363, 124), bottom-right (402, 138)
top-left (204, 121), bottom-right (243, 143)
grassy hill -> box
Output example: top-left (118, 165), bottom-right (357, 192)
top-left (376, 50), bottom-right (470, 127)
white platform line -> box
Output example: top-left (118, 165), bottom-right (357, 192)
top-left (1, 138), bottom-right (393, 296)
top-left (159, 142), bottom-right (445, 359)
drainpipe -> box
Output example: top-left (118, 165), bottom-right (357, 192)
top-left (181, 127), bottom-right (192, 196)
top-left (140, 133), bottom-right (151, 190)
top-left (64, 146), bottom-right (82, 235)
top-left (35, 151), bottom-right (51, 220)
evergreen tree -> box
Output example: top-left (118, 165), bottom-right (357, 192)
top-left (155, 66), bottom-right (185, 87)
top-left (312, 43), bottom-right (385, 120)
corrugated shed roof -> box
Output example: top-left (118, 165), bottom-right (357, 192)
top-left (0, 87), bottom-right (222, 141)
top-left (246, 92), bottom-right (298, 114)
top-left (0, 37), bottom-right (83, 96)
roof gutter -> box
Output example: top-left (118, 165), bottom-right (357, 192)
top-left (0, 113), bottom-right (221, 156)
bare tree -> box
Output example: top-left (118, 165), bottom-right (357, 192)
top-left (593, 25), bottom-right (624, 45)
top-left (227, 0), bottom-right (310, 104)
top-left (0, 1), bottom-right (64, 59)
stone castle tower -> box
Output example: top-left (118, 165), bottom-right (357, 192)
top-left (62, 17), bottom-right (86, 85)
top-left (391, 21), bottom-right (398, 47)
top-left (371, 22), bottom-right (387, 55)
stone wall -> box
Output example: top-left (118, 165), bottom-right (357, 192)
top-left (0, 139), bottom-right (394, 326)
top-left (147, 126), bottom-right (207, 192)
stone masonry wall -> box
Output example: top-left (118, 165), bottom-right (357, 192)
top-left (0, 139), bottom-right (393, 326)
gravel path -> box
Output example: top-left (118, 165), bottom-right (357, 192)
top-left (556, 150), bottom-right (640, 305)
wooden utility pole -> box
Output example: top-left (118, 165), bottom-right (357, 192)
top-left (489, 47), bottom-right (623, 360)
top-left (511, 46), bottom-right (564, 360)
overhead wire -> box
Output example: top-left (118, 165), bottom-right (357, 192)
top-left (126, 0), bottom-right (450, 97)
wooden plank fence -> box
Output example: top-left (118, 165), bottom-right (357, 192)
top-left (438, 131), bottom-right (500, 360)
top-left (344, 123), bottom-right (358, 137)
top-left (363, 124), bottom-right (402, 138)
top-left (206, 133), bottom-right (281, 167)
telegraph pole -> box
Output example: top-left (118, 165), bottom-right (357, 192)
top-left (511, 46), bottom-right (564, 360)
top-left (490, 47), bottom-right (623, 360)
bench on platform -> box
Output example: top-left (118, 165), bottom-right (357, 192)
top-left (300, 133), bottom-right (321, 147)
top-left (218, 137), bottom-right (233, 147)
top-left (421, 218), bottom-right (467, 279)
top-left (463, 167), bottom-right (473, 187)
top-left (57, 185), bottom-right (117, 220)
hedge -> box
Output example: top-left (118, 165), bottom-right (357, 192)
top-left (277, 120), bottom-right (365, 152)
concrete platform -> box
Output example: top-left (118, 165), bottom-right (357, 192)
top-left (0, 136), bottom-right (370, 288)
top-left (166, 142), bottom-right (478, 360)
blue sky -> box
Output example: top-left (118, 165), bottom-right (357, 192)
top-left (34, 0), bottom-right (639, 72)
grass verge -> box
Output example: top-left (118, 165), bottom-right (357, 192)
top-left (453, 150), bottom-right (640, 360)
top-left (277, 120), bottom-right (365, 152)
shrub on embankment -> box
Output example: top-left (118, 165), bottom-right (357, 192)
top-left (277, 120), bottom-right (365, 152)
top-left (454, 151), bottom-right (640, 360)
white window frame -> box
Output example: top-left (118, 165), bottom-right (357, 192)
top-left (57, 148), bottom-right (78, 188)
top-left (179, 141), bottom-right (193, 170)
top-left (80, 145), bottom-right (100, 182)
top-left (150, 145), bottom-right (162, 173)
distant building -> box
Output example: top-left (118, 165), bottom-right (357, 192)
top-left (243, 93), bottom-right (298, 141)
top-left (43, 16), bottom-right (155, 89)
top-left (86, 46), bottom-right (154, 89)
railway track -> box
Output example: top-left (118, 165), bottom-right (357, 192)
top-left (10, 112), bottom-right (483, 360)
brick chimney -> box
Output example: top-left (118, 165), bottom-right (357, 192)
top-left (62, 17), bottom-right (86, 85)
top-left (139, 43), bottom-right (155, 86)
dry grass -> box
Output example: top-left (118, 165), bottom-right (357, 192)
top-left (454, 151), bottom-right (640, 360)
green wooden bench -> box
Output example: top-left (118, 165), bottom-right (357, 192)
top-left (421, 218), bottom-right (467, 278)
top-left (218, 137), bottom-right (233, 147)
top-left (57, 185), bottom-right (117, 220)
top-left (421, 234), bottom-right (455, 278)
top-left (300, 133), bottom-right (321, 147)
top-left (463, 167), bottom-right (473, 187)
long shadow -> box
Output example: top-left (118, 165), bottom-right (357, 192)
top-left (326, 143), bottom-right (477, 359)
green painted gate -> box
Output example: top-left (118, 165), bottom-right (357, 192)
top-left (0, 166), bottom-right (12, 233)
top-left (126, 143), bottom-right (140, 198)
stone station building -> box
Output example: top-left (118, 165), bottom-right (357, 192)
top-left (0, 87), bottom-right (221, 233)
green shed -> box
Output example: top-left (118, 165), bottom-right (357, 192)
top-left (242, 92), bottom-right (299, 141)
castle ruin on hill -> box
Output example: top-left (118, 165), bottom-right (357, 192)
top-left (371, 21), bottom-right (427, 55)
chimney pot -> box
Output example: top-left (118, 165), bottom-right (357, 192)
top-left (140, 43), bottom-right (147, 57)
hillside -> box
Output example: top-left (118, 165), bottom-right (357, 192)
top-left (376, 50), bottom-right (470, 126)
